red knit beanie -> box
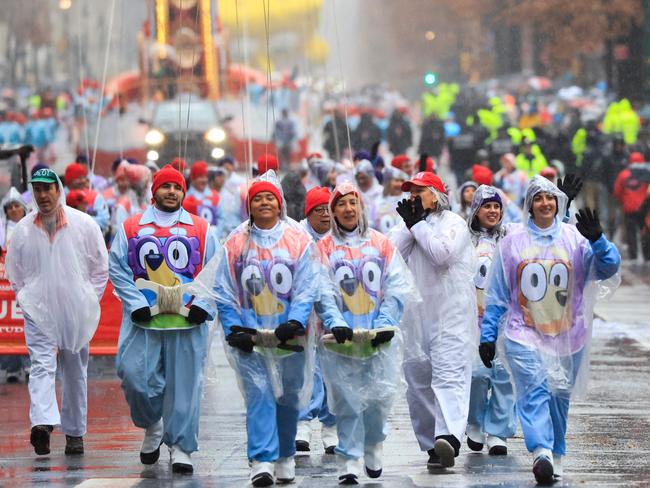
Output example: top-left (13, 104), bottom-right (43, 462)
top-left (190, 160), bottom-right (209, 180)
top-left (170, 157), bottom-right (187, 173)
top-left (305, 186), bottom-right (331, 216)
top-left (258, 154), bottom-right (279, 175)
top-left (472, 164), bottom-right (494, 186)
top-left (391, 154), bottom-right (410, 170)
top-left (64, 163), bottom-right (88, 184)
top-left (248, 181), bottom-right (282, 210)
top-left (151, 165), bottom-right (187, 197)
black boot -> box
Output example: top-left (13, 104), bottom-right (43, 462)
top-left (30, 425), bottom-right (53, 456)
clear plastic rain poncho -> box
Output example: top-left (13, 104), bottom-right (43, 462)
top-left (467, 185), bottom-right (508, 371)
top-left (316, 182), bottom-right (420, 419)
top-left (199, 170), bottom-right (319, 409)
top-left (390, 184), bottom-right (478, 363)
top-left (483, 176), bottom-right (621, 400)
top-left (0, 187), bottom-right (28, 249)
top-left (5, 174), bottom-right (108, 352)
top-left (369, 166), bottom-right (408, 234)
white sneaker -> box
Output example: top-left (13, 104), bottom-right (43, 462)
top-left (296, 420), bottom-right (312, 452)
top-left (486, 435), bottom-right (508, 456)
top-left (337, 455), bottom-right (362, 485)
top-left (251, 460), bottom-right (275, 487)
top-left (275, 456), bottom-right (295, 484)
top-left (140, 419), bottom-right (164, 464)
top-left (321, 424), bottom-right (338, 454)
top-left (364, 442), bottom-right (383, 478)
top-left (553, 454), bottom-right (563, 479)
top-left (170, 445), bottom-right (193, 474)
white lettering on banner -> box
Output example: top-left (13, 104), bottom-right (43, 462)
top-left (0, 326), bottom-right (23, 333)
top-left (11, 300), bottom-right (22, 320)
top-left (0, 299), bottom-right (23, 321)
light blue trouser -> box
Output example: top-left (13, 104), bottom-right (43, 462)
top-left (235, 351), bottom-right (305, 462)
top-left (116, 322), bottom-right (210, 453)
top-left (467, 359), bottom-right (517, 439)
top-left (326, 355), bottom-right (390, 460)
top-left (505, 339), bottom-right (582, 456)
top-left (299, 354), bottom-right (336, 427)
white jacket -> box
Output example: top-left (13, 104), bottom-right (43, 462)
top-left (6, 206), bottom-right (108, 352)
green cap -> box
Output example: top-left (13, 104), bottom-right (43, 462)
top-left (30, 168), bottom-right (58, 184)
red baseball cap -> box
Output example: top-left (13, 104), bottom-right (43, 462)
top-left (401, 171), bottom-right (446, 194)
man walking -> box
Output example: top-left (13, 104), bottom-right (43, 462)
top-left (6, 168), bottom-right (108, 456)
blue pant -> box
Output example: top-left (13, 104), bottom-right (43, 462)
top-left (116, 320), bottom-right (210, 453)
top-left (505, 339), bottom-right (582, 456)
top-left (236, 351), bottom-right (305, 462)
top-left (299, 354), bottom-right (336, 426)
top-left (468, 359), bottom-right (517, 439)
top-left (325, 355), bottom-right (391, 459)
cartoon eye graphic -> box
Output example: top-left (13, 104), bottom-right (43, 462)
top-left (165, 237), bottom-right (190, 271)
top-left (361, 260), bottom-right (382, 293)
top-left (199, 206), bottom-right (215, 223)
top-left (474, 256), bottom-right (492, 290)
top-left (269, 262), bottom-right (292, 295)
top-left (520, 262), bottom-right (547, 302)
top-left (137, 238), bottom-right (161, 270)
top-left (549, 263), bottom-right (568, 289)
top-left (241, 263), bottom-right (264, 295)
top-left (380, 214), bottom-right (397, 233)
top-left (334, 264), bottom-right (356, 295)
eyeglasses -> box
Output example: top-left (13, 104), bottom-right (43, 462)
top-left (312, 206), bottom-right (330, 215)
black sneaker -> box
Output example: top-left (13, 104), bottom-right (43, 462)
top-left (427, 448), bottom-right (442, 469)
top-left (488, 444), bottom-right (508, 456)
top-left (30, 425), bottom-right (53, 455)
top-left (295, 440), bottom-right (310, 452)
top-left (172, 461), bottom-right (193, 474)
top-left (467, 437), bottom-right (484, 452)
top-left (252, 472), bottom-right (274, 487)
top-left (140, 441), bottom-right (163, 465)
top-left (433, 436), bottom-right (458, 468)
top-left (533, 455), bottom-right (554, 485)
top-left (65, 435), bottom-right (84, 455)
top-left (324, 445), bottom-right (336, 454)
top-left (338, 473), bottom-right (359, 485)
top-left (365, 466), bottom-right (382, 478)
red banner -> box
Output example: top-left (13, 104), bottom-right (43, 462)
top-left (0, 256), bottom-right (122, 355)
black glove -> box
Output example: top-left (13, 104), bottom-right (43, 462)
top-left (575, 208), bottom-right (603, 242)
top-left (131, 307), bottom-right (152, 324)
top-left (396, 197), bottom-right (427, 229)
top-left (371, 330), bottom-right (395, 348)
top-left (331, 326), bottom-right (353, 344)
top-left (396, 198), bottom-right (414, 226)
top-left (557, 173), bottom-right (583, 204)
top-left (226, 330), bottom-right (254, 353)
top-left (187, 305), bottom-right (209, 325)
top-left (275, 320), bottom-right (305, 342)
top-left (479, 342), bottom-right (496, 368)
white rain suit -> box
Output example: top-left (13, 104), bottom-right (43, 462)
top-left (6, 174), bottom-right (108, 435)
top-left (390, 188), bottom-right (477, 449)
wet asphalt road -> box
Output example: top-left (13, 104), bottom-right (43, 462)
top-left (1, 265), bottom-right (649, 487)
